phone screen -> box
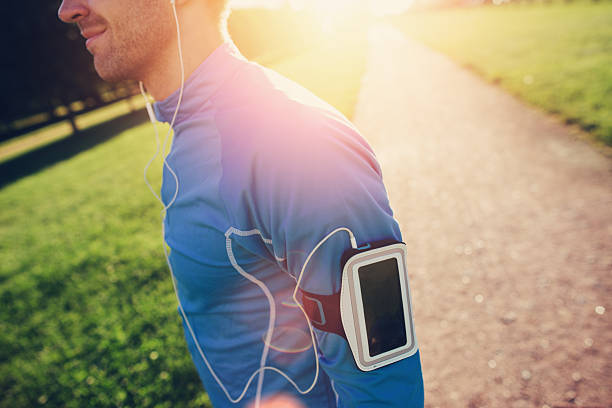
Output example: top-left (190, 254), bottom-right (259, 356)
top-left (358, 257), bottom-right (407, 357)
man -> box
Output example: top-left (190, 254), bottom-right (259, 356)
top-left (58, 0), bottom-right (424, 407)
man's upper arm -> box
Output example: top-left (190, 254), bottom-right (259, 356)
top-left (255, 119), bottom-right (424, 407)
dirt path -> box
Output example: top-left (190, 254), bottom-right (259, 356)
top-left (352, 24), bottom-right (612, 408)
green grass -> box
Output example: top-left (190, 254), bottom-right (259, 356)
top-left (0, 41), bottom-right (366, 408)
top-left (393, 1), bottom-right (612, 146)
top-left (0, 121), bottom-right (212, 407)
top-left (0, 97), bottom-right (146, 164)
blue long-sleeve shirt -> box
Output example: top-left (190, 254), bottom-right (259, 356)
top-left (153, 41), bottom-right (424, 408)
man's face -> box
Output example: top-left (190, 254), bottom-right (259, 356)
top-left (58, 0), bottom-right (174, 82)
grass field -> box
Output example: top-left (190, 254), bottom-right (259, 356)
top-left (393, 1), bottom-right (612, 146)
top-left (0, 97), bottom-right (147, 164)
top-left (0, 40), bottom-right (366, 408)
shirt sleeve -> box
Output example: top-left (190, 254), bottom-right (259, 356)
top-left (250, 115), bottom-right (425, 407)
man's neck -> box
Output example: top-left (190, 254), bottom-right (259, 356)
top-left (142, 5), bottom-right (226, 101)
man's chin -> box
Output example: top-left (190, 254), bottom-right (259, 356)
top-left (93, 58), bottom-right (133, 83)
top-left (97, 73), bottom-right (124, 83)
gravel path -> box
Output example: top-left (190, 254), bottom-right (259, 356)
top-left (352, 24), bottom-right (612, 408)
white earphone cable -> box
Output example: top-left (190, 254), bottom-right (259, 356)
top-left (139, 81), bottom-right (163, 204)
top-left (162, 0), bottom-right (184, 211)
top-left (140, 2), bottom-right (359, 407)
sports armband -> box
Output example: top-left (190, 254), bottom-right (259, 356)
top-left (297, 239), bottom-right (418, 371)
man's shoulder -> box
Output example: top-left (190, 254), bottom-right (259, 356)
top-left (214, 59), bottom-right (341, 119)
top-left (212, 60), bottom-right (374, 169)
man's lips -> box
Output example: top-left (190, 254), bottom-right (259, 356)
top-left (81, 28), bottom-right (107, 49)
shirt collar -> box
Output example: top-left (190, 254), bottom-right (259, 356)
top-left (153, 41), bottom-right (247, 124)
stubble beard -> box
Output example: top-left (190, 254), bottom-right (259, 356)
top-left (92, 8), bottom-right (171, 83)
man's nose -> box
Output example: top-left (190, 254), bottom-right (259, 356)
top-left (58, 0), bottom-right (89, 23)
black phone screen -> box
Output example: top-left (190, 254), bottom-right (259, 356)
top-left (358, 257), bottom-right (407, 357)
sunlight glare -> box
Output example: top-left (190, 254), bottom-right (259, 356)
top-left (231, 0), bottom-right (414, 17)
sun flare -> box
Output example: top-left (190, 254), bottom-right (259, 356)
top-left (231, 0), bottom-right (414, 17)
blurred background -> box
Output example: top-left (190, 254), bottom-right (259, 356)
top-left (1, 0), bottom-right (610, 407)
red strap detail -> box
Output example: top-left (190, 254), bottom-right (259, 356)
top-left (297, 289), bottom-right (346, 340)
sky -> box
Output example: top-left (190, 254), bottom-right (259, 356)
top-left (229, 0), bottom-right (414, 16)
